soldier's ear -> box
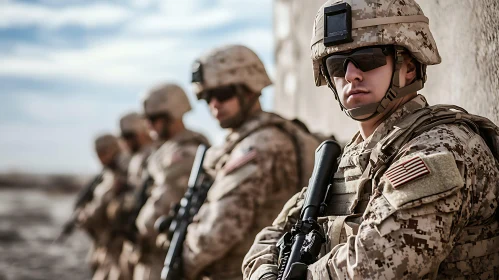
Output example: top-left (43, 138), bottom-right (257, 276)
top-left (404, 56), bottom-right (417, 84)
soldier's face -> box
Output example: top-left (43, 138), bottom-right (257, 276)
top-left (333, 55), bottom-right (394, 111)
top-left (122, 132), bottom-right (140, 153)
top-left (98, 151), bottom-right (115, 167)
top-left (208, 95), bottom-right (240, 126)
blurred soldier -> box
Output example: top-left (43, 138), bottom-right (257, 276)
top-left (77, 134), bottom-right (131, 280)
top-left (118, 112), bottom-right (157, 280)
top-left (120, 112), bottom-right (156, 190)
top-left (134, 83), bottom-right (209, 280)
top-left (175, 45), bottom-right (321, 280)
top-left (243, 0), bottom-right (499, 279)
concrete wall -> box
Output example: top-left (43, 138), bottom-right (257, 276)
top-left (273, 0), bottom-right (499, 143)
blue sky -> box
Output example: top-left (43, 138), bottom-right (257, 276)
top-left (0, 0), bottom-right (274, 174)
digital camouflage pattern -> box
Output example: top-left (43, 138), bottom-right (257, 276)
top-left (182, 111), bottom-right (321, 280)
top-left (243, 95), bottom-right (499, 279)
top-left (311, 0), bottom-right (441, 86)
top-left (192, 45), bottom-right (272, 98)
top-left (133, 129), bottom-right (209, 280)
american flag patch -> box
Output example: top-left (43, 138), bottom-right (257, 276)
top-left (224, 149), bottom-right (258, 175)
top-left (385, 156), bottom-right (430, 188)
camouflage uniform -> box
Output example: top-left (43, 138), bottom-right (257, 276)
top-left (118, 112), bottom-right (157, 280)
top-left (243, 0), bottom-right (499, 279)
top-left (182, 45), bottom-right (322, 280)
top-left (77, 134), bottom-right (131, 280)
top-left (244, 95), bottom-right (499, 279)
top-left (133, 83), bottom-right (210, 280)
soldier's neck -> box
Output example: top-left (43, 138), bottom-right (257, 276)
top-left (357, 93), bottom-right (416, 140)
top-left (162, 121), bottom-right (186, 141)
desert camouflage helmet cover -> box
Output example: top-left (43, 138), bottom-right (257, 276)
top-left (142, 83), bottom-right (192, 119)
top-left (119, 112), bottom-right (148, 134)
top-left (311, 0), bottom-right (441, 86)
top-left (192, 44), bottom-right (272, 98)
top-left (95, 133), bottom-right (120, 155)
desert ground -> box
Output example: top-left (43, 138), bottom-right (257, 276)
top-left (0, 188), bottom-right (92, 280)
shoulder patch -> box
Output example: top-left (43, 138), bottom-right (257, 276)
top-left (385, 155), bottom-right (430, 188)
top-left (223, 149), bottom-right (258, 175)
top-left (381, 152), bottom-right (464, 209)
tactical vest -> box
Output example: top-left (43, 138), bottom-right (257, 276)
top-left (321, 104), bottom-right (499, 277)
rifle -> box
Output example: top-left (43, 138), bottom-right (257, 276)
top-left (124, 171), bottom-right (154, 242)
top-left (160, 144), bottom-right (213, 280)
top-left (54, 172), bottom-right (104, 243)
top-left (276, 140), bottom-right (341, 280)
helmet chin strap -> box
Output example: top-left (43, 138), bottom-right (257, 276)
top-left (325, 46), bottom-right (425, 122)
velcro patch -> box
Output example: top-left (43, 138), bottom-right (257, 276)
top-left (385, 155), bottom-right (430, 188)
top-left (223, 149), bottom-right (258, 175)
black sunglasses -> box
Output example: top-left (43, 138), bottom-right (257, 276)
top-left (121, 132), bottom-right (137, 139)
top-left (201, 85), bottom-right (239, 103)
top-left (146, 113), bottom-right (171, 123)
top-left (324, 46), bottom-right (393, 78)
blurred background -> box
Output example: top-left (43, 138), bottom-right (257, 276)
top-left (0, 0), bottom-right (498, 279)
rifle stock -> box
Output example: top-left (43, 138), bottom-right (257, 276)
top-left (161, 144), bottom-right (212, 280)
top-left (277, 140), bottom-right (341, 280)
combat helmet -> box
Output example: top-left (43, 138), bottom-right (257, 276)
top-left (192, 44), bottom-right (272, 98)
top-left (95, 134), bottom-right (120, 156)
top-left (191, 45), bottom-right (272, 127)
top-left (119, 112), bottom-right (149, 135)
top-left (311, 0), bottom-right (441, 121)
top-left (142, 83), bottom-right (192, 120)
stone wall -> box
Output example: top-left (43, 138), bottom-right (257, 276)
top-left (273, 0), bottom-right (499, 143)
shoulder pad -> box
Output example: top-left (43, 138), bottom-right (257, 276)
top-left (381, 152), bottom-right (464, 209)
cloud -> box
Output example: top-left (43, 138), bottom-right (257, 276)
top-left (0, 0), bottom-right (273, 173)
top-left (127, 9), bottom-right (237, 34)
top-left (0, 26), bottom-right (274, 87)
top-left (0, 2), bottom-right (132, 29)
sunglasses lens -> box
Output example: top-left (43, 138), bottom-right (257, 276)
top-left (325, 55), bottom-right (348, 77)
top-left (122, 132), bottom-right (136, 139)
top-left (325, 47), bottom-right (390, 78)
top-left (204, 85), bottom-right (237, 103)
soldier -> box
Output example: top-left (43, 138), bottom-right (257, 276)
top-left (176, 45), bottom-right (321, 280)
top-left (243, 0), bottom-right (499, 279)
top-left (134, 83), bottom-right (209, 280)
top-left (118, 112), bottom-right (157, 280)
top-left (77, 134), bottom-right (131, 280)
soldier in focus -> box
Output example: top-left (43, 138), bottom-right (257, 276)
top-left (118, 112), bottom-right (157, 280)
top-left (134, 83), bottom-right (209, 280)
top-left (243, 0), bottom-right (499, 279)
top-left (176, 45), bottom-right (321, 280)
top-left (77, 134), bottom-right (131, 280)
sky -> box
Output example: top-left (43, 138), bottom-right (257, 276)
top-left (0, 0), bottom-right (275, 174)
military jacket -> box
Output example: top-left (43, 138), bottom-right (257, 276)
top-left (182, 111), bottom-right (321, 280)
top-left (135, 129), bottom-right (209, 248)
top-left (127, 144), bottom-right (156, 190)
top-left (243, 95), bottom-right (499, 279)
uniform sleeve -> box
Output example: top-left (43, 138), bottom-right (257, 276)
top-left (308, 134), bottom-right (475, 279)
top-left (136, 144), bottom-right (197, 242)
top-left (182, 148), bottom-right (281, 280)
top-left (242, 189), bottom-right (306, 280)
top-left (77, 180), bottom-right (114, 230)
